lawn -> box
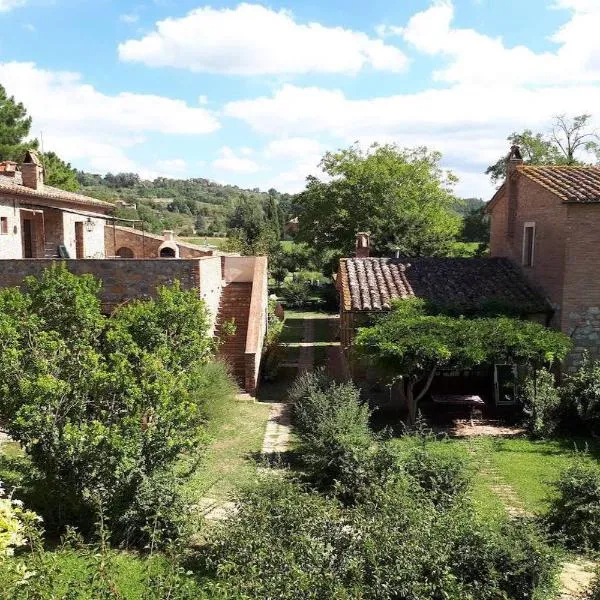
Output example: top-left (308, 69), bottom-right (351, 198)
top-left (181, 236), bottom-right (228, 250)
top-left (183, 397), bottom-right (271, 502)
top-left (388, 433), bottom-right (600, 522)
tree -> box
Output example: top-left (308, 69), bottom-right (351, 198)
top-left (296, 144), bottom-right (461, 258)
top-left (0, 84), bottom-right (33, 161)
top-left (486, 114), bottom-right (600, 184)
top-left (0, 265), bottom-right (224, 545)
top-left (41, 151), bottom-right (79, 192)
top-left (354, 299), bottom-right (571, 424)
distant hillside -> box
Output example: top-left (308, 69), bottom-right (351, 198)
top-left (451, 197), bottom-right (486, 217)
top-left (77, 171), bottom-right (294, 236)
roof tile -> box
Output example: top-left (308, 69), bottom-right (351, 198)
top-left (518, 165), bottom-right (600, 203)
top-left (340, 257), bottom-right (549, 313)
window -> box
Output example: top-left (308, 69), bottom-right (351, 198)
top-left (522, 222), bottom-right (535, 267)
top-left (0, 217), bottom-right (8, 235)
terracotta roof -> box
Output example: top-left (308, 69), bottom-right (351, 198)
top-left (518, 165), bottom-right (600, 203)
top-left (0, 172), bottom-right (113, 210)
top-left (339, 257), bottom-right (549, 314)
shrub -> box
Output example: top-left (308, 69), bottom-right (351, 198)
top-left (562, 354), bottom-right (600, 435)
top-left (280, 278), bottom-right (311, 308)
top-left (521, 368), bottom-right (561, 437)
top-left (546, 458), bottom-right (600, 551)
top-left (402, 446), bottom-right (472, 509)
top-left (0, 266), bottom-right (229, 547)
top-left (202, 477), bottom-right (558, 600)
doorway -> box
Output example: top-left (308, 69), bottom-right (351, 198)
top-left (75, 222), bottom-right (84, 259)
top-left (22, 218), bottom-right (33, 258)
top-left (494, 364), bottom-right (518, 406)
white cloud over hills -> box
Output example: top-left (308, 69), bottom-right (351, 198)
top-left (118, 3), bottom-right (408, 75)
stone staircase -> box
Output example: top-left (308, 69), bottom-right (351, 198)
top-left (215, 282), bottom-right (253, 387)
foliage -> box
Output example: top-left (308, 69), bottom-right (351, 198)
top-left (0, 84), bottom-right (33, 162)
top-left (520, 369), bottom-right (561, 437)
top-left (562, 353), bottom-right (600, 435)
top-left (262, 299), bottom-right (285, 381)
top-left (41, 151), bottom-right (80, 191)
top-left (402, 446), bottom-right (472, 510)
top-left (0, 265), bottom-right (227, 547)
top-left (0, 484), bottom-right (40, 560)
top-left (203, 476), bottom-right (558, 600)
top-left (486, 114), bottom-right (599, 183)
top-left (280, 277), bottom-right (312, 308)
top-left (461, 204), bottom-right (490, 244)
top-left (297, 143), bottom-right (461, 257)
top-left (354, 298), bottom-right (571, 424)
top-left (546, 457), bottom-right (600, 551)
top-left (524, 372), bottom-right (559, 430)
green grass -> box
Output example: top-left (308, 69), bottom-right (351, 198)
top-left (184, 397), bottom-right (270, 502)
top-left (181, 236), bottom-right (228, 250)
top-left (387, 433), bottom-right (600, 522)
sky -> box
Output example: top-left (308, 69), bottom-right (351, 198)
top-left (0, 0), bottom-right (598, 199)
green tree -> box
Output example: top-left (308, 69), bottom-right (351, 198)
top-left (0, 84), bottom-right (33, 161)
top-left (0, 265), bottom-right (224, 546)
top-left (296, 144), bottom-right (461, 257)
top-left (354, 299), bottom-right (571, 424)
top-left (486, 114), bottom-right (599, 184)
top-left (41, 151), bottom-right (80, 192)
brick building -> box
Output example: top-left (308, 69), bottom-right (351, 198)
top-left (0, 154), bottom-right (268, 394)
top-left (487, 146), bottom-right (600, 365)
top-left (0, 151), bottom-right (111, 259)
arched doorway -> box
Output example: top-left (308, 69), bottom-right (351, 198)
top-left (116, 246), bottom-right (135, 258)
top-left (159, 246), bottom-right (177, 258)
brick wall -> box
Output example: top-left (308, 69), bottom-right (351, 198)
top-left (561, 204), bottom-right (600, 365)
top-left (105, 225), bottom-right (212, 259)
top-left (0, 259), bottom-right (204, 313)
top-left (489, 175), bottom-right (567, 325)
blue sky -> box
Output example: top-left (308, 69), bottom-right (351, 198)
top-left (0, 0), bottom-right (597, 198)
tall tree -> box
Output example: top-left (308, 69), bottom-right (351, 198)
top-left (0, 84), bottom-right (34, 161)
top-left (486, 114), bottom-right (600, 184)
top-left (42, 151), bottom-right (80, 192)
top-left (296, 144), bottom-right (461, 258)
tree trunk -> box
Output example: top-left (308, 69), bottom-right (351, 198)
top-left (406, 367), bottom-right (438, 426)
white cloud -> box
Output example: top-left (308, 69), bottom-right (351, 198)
top-left (0, 61), bottom-right (219, 175)
top-left (155, 158), bottom-right (188, 175)
top-left (198, 94), bottom-right (208, 105)
top-left (22, 22), bottom-right (35, 32)
top-left (118, 3), bottom-right (408, 75)
top-left (400, 0), bottom-right (600, 86)
top-left (212, 146), bottom-right (261, 173)
top-left (120, 14), bottom-right (139, 24)
top-left (264, 137), bottom-right (323, 161)
top-left (0, 0), bottom-right (25, 12)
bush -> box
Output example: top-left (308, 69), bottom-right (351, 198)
top-left (0, 266), bottom-right (230, 547)
top-left (546, 458), bottom-right (600, 551)
top-left (402, 446), bottom-right (472, 509)
top-left (280, 278), bottom-right (311, 308)
top-left (202, 477), bottom-right (558, 600)
top-left (562, 354), bottom-right (600, 435)
top-left (521, 368), bottom-right (561, 437)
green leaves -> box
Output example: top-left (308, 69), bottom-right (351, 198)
top-left (0, 266), bottom-right (227, 546)
top-left (297, 143), bottom-right (461, 258)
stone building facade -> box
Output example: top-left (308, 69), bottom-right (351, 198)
top-left (487, 147), bottom-right (600, 365)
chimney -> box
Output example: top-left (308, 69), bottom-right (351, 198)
top-left (355, 232), bottom-right (371, 258)
top-left (21, 150), bottom-right (44, 191)
top-left (163, 230), bottom-right (175, 241)
top-left (0, 161), bottom-right (18, 178)
top-left (506, 145), bottom-right (523, 238)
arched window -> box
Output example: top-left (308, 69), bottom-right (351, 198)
top-left (116, 247), bottom-right (134, 258)
top-left (159, 246), bottom-right (177, 258)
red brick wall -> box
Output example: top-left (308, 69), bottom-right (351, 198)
top-left (105, 226), bottom-right (212, 259)
top-left (561, 204), bottom-right (600, 364)
top-left (489, 175), bottom-right (567, 325)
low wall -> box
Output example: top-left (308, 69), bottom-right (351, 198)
top-left (244, 256), bottom-right (268, 394)
top-left (105, 225), bottom-right (213, 259)
top-left (0, 259), bottom-right (204, 313)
